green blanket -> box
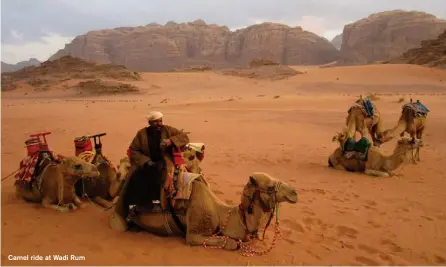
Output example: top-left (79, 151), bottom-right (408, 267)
top-left (343, 137), bottom-right (371, 160)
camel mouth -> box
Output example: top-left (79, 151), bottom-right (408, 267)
top-left (285, 191), bottom-right (298, 203)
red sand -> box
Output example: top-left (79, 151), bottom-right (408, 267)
top-left (2, 64), bottom-right (446, 265)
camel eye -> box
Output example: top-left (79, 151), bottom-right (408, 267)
top-left (188, 155), bottom-right (195, 161)
top-left (74, 164), bottom-right (82, 170)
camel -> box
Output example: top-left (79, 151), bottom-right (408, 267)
top-left (377, 99), bottom-right (428, 163)
top-left (74, 151), bottom-right (124, 208)
top-left (15, 156), bottom-right (100, 212)
top-left (344, 95), bottom-right (384, 147)
top-left (328, 133), bottom-right (424, 177)
top-left (109, 172), bottom-right (298, 253)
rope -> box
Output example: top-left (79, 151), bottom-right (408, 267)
top-left (1, 168), bottom-right (20, 181)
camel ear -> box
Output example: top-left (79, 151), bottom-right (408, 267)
top-left (249, 176), bottom-right (257, 186)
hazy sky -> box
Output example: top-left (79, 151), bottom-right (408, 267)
top-left (1, 0), bottom-right (446, 64)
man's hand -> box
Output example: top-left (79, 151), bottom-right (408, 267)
top-left (143, 160), bottom-right (155, 169)
top-left (160, 139), bottom-right (172, 148)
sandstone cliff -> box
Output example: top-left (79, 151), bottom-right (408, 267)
top-left (385, 30), bottom-right (446, 68)
top-left (331, 34), bottom-right (343, 50)
top-left (49, 20), bottom-right (340, 71)
top-left (339, 10), bottom-right (446, 65)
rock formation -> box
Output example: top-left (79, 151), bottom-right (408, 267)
top-left (331, 34), bottom-right (343, 50)
top-left (339, 10), bottom-right (446, 65)
top-left (385, 30), bottom-right (446, 68)
top-left (49, 21), bottom-right (340, 71)
top-left (1, 58), bottom-right (40, 73)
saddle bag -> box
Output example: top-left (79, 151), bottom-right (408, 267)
top-left (74, 136), bottom-right (93, 156)
top-left (25, 138), bottom-right (40, 156)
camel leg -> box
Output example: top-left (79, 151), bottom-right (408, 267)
top-left (408, 131), bottom-right (418, 164)
top-left (415, 128), bottom-right (424, 162)
top-left (112, 196), bottom-right (119, 204)
top-left (109, 211), bottom-right (129, 232)
top-left (364, 169), bottom-right (390, 178)
top-left (42, 197), bottom-right (70, 212)
top-left (185, 233), bottom-right (239, 251)
top-left (91, 196), bottom-right (114, 208)
top-left (73, 194), bottom-right (87, 208)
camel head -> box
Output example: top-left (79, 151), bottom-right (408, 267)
top-left (395, 137), bottom-right (424, 152)
top-left (241, 172), bottom-right (298, 214)
top-left (332, 127), bottom-right (349, 146)
top-left (59, 156), bottom-right (100, 179)
top-left (378, 129), bottom-right (395, 143)
top-left (116, 157), bottom-right (131, 181)
top-left (182, 150), bottom-right (202, 173)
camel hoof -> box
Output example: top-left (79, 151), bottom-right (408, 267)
top-left (109, 211), bottom-right (128, 232)
top-left (225, 239), bottom-right (239, 251)
top-left (57, 206), bottom-right (70, 213)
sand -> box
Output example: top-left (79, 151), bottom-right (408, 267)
top-left (1, 64), bottom-right (446, 265)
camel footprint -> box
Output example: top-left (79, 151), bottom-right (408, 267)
top-left (336, 225), bottom-right (359, 239)
top-left (380, 239), bottom-right (404, 253)
top-left (282, 219), bottom-right (305, 233)
top-left (355, 256), bottom-right (380, 266)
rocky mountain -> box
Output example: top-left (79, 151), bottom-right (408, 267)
top-left (385, 30), bottom-right (446, 68)
top-left (339, 10), bottom-right (446, 65)
top-left (331, 34), bottom-right (343, 50)
top-left (1, 58), bottom-right (41, 73)
top-left (49, 20), bottom-right (340, 71)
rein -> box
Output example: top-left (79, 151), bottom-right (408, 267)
top-left (202, 180), bottom-right (283, 256)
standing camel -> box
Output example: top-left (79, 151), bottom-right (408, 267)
top-left (15, 156), bottom-right (100, 212)
top-left (377, 99), bottom-right (428, 163)
top-left (109, 172), bottom-right (298, 253)
top-left (344, 95), bottom-right (384, 147)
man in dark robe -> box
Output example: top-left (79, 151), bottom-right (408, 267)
top-left (113, 111), bottom-right (190, 226)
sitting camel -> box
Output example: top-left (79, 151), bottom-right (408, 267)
top-left (73, 136), bottom-right (124, 208)
top-left (344, 95), bottom-right (384, 147)
top-left (109, 172), bottom-right (298, 253)
top-left (377, 99), bottom-right (428, 163)
top-left (328, 133), bottom-right (423, 177)
top-left (15, 156), bottom-right (100, 212)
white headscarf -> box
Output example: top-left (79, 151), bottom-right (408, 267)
top-left (146, 111), bottom-right (163, 121)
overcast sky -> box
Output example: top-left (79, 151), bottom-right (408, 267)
top-left (1, 0), bottom-right (446, 64)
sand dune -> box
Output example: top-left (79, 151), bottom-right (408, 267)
top-left (2, 64), bottom-right (446, 265)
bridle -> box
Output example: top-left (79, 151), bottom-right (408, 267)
top-left (238, 178), bottom-right (282, 240)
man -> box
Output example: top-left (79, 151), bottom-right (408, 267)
top-left (112, 111), bottom-right (190, 227)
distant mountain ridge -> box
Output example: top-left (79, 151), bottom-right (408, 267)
top-left (1, 58), bottom-right (41, 73)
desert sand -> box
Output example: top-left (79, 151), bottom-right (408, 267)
top-left (2, 64), bottom-right (446, 266)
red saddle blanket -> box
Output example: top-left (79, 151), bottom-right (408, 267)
top-left (15, 152), bottom-right (63, 182)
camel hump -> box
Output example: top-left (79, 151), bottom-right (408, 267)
top-left (402, 101), bottom-right (429, 116)
top-left (349, 98), bottom-right (375, 117)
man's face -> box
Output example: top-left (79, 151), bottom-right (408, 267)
top-left (149, 118), bottom-right (163, 129)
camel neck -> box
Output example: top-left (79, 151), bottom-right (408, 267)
top-left (383, 147), bottom-right (409, 172)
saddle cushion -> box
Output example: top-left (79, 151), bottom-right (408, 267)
top-left (161, 166), bottom-right (205, 211)
top-left (403, 101), bottom-right (429, 116)
top-left (348, 99), bottom-right (377, 118)
top-left (342, 137), bottom-right (371, 161)
top-left (77, 151), bottom-right (116, 171)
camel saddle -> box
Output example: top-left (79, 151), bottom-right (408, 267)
top-left (348, 99), bottom-right (376, 118)
top-left (403, 101), bottom-right (429, 117)
top-left (342, 137), bottom-right (371, 161)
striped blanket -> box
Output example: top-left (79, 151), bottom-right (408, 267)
top-left (15, 152), bottom-right (64, 182)
top-left (402, 101), bottom-right (429, 117)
